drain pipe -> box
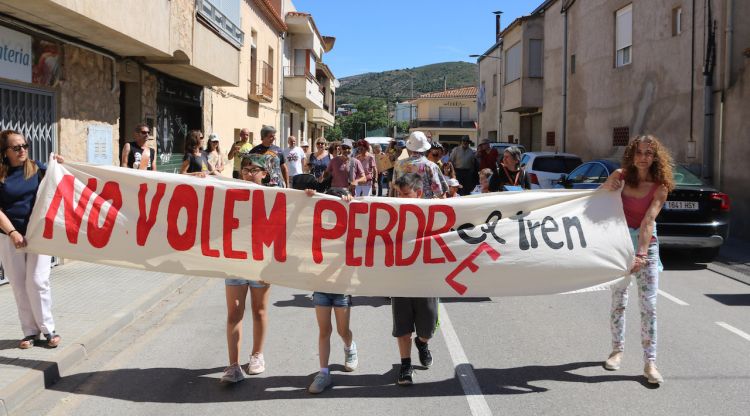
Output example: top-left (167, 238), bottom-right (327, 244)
top-left (0, 14), bottom-right (118, 92)
top-left (560, 1), bottom-right (576, 152)
top-left (716, 0), bottom-right (733, 188)
top-left (702, 0), bottom-right (716, 184)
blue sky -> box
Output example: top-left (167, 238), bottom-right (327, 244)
top-left (292, 0), bottom-right (542, 78)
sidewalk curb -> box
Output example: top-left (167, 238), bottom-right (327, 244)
top-left (0, 273), bottom-right (195, 416)
top-left (708, 262), bottom-right (750, 286)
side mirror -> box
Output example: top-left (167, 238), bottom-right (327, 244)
top-left (557, 173), bottom-right (569, 187)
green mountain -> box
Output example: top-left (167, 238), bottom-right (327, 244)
top-left (336, 61), bottom-right (478, 105)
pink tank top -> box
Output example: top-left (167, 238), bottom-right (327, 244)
top-left (622, 182), bottom-right (658, 228)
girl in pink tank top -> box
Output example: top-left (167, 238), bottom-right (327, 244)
top-left (599, 135), bottom-right (675, 385)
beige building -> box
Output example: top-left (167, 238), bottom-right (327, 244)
top-left (0, 0), bottom-right (242, 171)
top-left (525, 0), bottom-right (750, 238)
top-left (280, 6), bottom-right (337, 145)
top-left (409, 86), bottom-right (478, 146)
top-left (206, 0), bottom-right (286, 173)
top-left (476, 42), bottom-right (521, 144)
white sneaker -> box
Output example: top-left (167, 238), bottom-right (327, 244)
top-left (604, 351), bottom-right (623, 370)
top-left (344, 341), bottom-right (358, 372)
top-left (220, 363), bottom-right (245, 383)
top-left (247, 352), bottom-right (265, 375)
top-left (308, 371), bottom-right (332, 394)
top-left (644, 362), bottom-right (664, 384)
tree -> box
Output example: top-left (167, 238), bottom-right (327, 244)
top-left (336, 98), bottom-right (390, 140)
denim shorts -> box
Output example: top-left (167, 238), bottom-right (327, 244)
top-left (312, 292), bottom-right (352, 308)
top-left (225, 278), bottom-right (269, 288)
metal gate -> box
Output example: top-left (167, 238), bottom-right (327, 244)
top-left (0, 82), bottom-right (59, 280)
top-left (0, 82), bottom-right (57, 164)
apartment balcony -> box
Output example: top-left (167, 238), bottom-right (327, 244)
top-left (0, 0), bottom-right (240, 86)
top-left (410, 119), bottom-right (476, 129)
top-left (502, 77), bottom-right (543, 113)
top-left (310, 108), bottom-right (335, 127)
top-left (283, 66), bottom-right (324, 110)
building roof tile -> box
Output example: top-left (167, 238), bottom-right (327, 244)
top-left (418, 86), bottom-right (477, 99)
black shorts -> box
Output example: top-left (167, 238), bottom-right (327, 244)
top-left (391, 297), bottom-right (439, 339)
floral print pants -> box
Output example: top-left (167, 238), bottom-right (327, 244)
top-left (610, 228), bottom-right (659, 363)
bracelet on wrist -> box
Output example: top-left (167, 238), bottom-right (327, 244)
top-left (7, 229), bottom-right (18, 237)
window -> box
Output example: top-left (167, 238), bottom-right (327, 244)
top-left (492, 74), bottom-right (497, 96)
top-left (532, 156), bottom-right (583, 173)
top-left (293, 49), bottom-right (306, 76)
top-left (248, 31), bottom-right (257, 97)
top-left (546, 131), bottom-right (556, 146)
top-left (528, 39), bottom-right (543, 77)
top-left (672, 7), bottom-right (683, 36)
top-left (505, 42), bottom-right (521, 83)
top-left (615, 4), bottom-right (633, 67)
top-left (570, 54), bottom-right (576, 74)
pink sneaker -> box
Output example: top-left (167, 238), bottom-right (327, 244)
top-left (247, 352), bottom-right (265, 375)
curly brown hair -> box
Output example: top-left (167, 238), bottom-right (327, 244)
top-left (621, 134), bottom-right (675, 192)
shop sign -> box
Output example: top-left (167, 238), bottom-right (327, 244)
top-left (0, 26), bottom-right (32, 83)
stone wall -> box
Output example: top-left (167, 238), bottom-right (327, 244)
top-left (58, 45), bottom-right (119, 164)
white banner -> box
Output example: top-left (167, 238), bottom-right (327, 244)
top-left (25, 160), bottom-right (632, 297)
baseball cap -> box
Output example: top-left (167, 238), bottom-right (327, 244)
top-left (208, 133), bottom-right (220, 142)
top-left (447, 178), bottom-right (463, 188)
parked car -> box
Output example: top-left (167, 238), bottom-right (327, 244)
top-left (519, 152), bottom-right (583, 189)
top-left (556, 160), bottom-right (731, 261)
top-left (489, 142), bottom-right (526, 155)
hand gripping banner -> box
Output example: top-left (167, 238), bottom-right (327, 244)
top-left (25, 160), bottom-right (632, 297)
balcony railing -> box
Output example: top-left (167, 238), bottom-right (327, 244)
top-left (196, 0), bottom-right (244, 48)
top-left (410, 119), bottom-right (475, 129)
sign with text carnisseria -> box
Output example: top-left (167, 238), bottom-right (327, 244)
top-left (0, 26), bottom-right (32, 83)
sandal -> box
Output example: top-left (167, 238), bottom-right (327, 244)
top-left (44, 332), bottom-right (61, 348)
top-left (19, 335), bottom-right (39, 349)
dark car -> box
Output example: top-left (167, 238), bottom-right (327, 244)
top-left (556, 160), bottom-right (731, 262)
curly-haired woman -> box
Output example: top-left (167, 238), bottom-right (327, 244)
top-left (599, 134), bottom-right (674, 385)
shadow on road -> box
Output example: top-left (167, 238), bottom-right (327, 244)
top-left (705, 293), bottom-right (750, 306)
top-left (37, 361), bottom-right (654, 403)
top-left (273, 295), bottom-right (493, 309)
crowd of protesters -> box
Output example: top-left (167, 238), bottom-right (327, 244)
top-left (2, 123), bottom-right (669, 394)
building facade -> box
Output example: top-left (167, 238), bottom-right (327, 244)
top-left (476, 41), bottom-right (521, 144)
top-left (409, 86), bottom-right (478, 146)
top-left (0, 0), bottom-right (242, 171)
top-left (494, 0), bottom-right (750, 238)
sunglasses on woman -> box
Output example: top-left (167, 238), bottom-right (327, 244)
top-left (8, 144), bottom-right (29, 152)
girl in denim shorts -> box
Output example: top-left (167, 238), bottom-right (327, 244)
top-left (220, 155), bottom-right (273, 383)
top-left (302, 187), bottom-right (359, 394)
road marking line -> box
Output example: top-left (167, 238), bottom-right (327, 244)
top-left (658, 290), bottom-right (689, 306)
top-left (716, 322), bottom-right (750, 342)
top-left (438, 303), bottom-right (492, 416)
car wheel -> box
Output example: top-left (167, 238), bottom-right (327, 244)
top-left (694, 247), bottom-right (721, 263)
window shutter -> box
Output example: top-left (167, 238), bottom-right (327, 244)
top-left (529, 40), bottom-right (543, 77)
top-left (615, 4), bottom-right (633, 51)
top-left (505, 43), bottom-right (522, 83)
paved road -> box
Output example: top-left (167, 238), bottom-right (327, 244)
top-left (15, 255), bottom-right (750, 416)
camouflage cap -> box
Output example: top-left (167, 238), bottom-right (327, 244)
top-left (242, 153), bottom-right (268, 171)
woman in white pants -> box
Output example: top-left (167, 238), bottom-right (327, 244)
top-left (0, 130), bottom-right (62, 349)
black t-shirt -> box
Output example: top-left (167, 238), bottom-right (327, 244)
top-left (489, 166), bottom-right (527, 192)
top-left (127, 141), bottom-right (155, 170)
top-left (183, 152), bottom-right (210, 174)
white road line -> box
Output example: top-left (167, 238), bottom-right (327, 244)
top-left (716, 322), bottom-right (750, 342)
top-left (658, 289), bottom-right (689, 306)
top-left (438, 303), bottom-right (493, 416)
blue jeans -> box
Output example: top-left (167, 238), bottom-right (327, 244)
top-left (225, 279), bottom-right (269, 288)
top-left (313, 292), bottom-right (351, 307)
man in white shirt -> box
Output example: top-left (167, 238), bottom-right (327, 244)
top-left (285, 136), bottom-right (306, 178)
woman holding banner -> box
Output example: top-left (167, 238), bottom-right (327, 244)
top-left (0, 130), bottom-right (63, 349)
top-left (600, 135), bottom-right (673, 385)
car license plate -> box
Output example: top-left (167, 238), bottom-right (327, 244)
top-left (665, 201), bottom-right (699, 210)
